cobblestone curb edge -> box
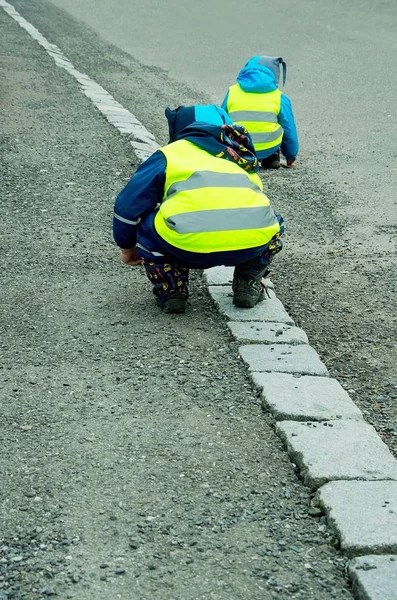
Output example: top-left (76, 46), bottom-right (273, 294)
top-left (204, 266), bottom-right (397, 600)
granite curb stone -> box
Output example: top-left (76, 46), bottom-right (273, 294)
top-left (251, 372), bottom-right (364, 421)
top-left (205, 270), bottom-right (397, 594)
top-left (276, 420), bottom-right (397, 489)
top-left (203, 266), bottom-right (234, 286)
top-left (348, 555), bottom-right (397, 600)
top-left (239, 344), bottom-right (329, 375)
top-left (208, 286), bottom-right (294, 323)
top-left (227, 321), bottom-right (308, 344)
top-left (209, 284), bottom-right (277, 302)
top-left (203, 266), bottom-right (275, 289)
top-left (317, 481), bottom-right (397, 556)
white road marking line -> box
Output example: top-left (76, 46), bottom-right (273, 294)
top-left (0, 0), bottom-right (160, 161)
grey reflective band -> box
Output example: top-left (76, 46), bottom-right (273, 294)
top-left (136, 242), bottom-right (164, 257)
top-left (228, 110), bottom-right (278, 123)
top-left (166, 170), bottom-right (261, 199)
top-left (114, 212), bottom-right (141, 225)
top-left (250, 127), bottom-right (283, 144)
top-left (164, 205), bottom-right (279, 234)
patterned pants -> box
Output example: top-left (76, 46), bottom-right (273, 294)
top-left (260, 233), bottom-right (283, 266)
top-left (143, 260), bottom-right (190, 300)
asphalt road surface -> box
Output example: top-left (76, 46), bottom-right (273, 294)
top-left (1, 0), bottom-right (396, 598)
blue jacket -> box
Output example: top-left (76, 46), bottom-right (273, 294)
top-left (113, 121), bottom-right (283, 268)
top-left (222, 56), bottom-right (299, 160)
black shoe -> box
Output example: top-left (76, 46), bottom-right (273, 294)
top-left (261, 149), bottom-right (280, 170)
top-left (163, 293), bottom-right (188, 314)
top-left (232, 276), bottom-right (265, 308)
top-left (153, 288), bottom-right (188, 314)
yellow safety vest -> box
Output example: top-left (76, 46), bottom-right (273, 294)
top-left (154, 139), bottom-right (281, 253)
top-left (227, 84), bottom-right (283, 154)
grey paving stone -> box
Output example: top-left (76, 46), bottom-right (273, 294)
top-left (207, 286), bottom-right (294, 324)
top-left (318, 481), bottom-right (397, 557)
top-left (209, 283), bottom-right (276, 300)
top-left (239, 344), bottom-right (328, 375)
top-left (349, 555), bottom-right (397, 600)
top-left (203, 267), bottom-right (275, 289)
top-left (228, 322), bottom-right (308, 345)
top-left (203, 266), bottom-right (234, 286)
top-left (251, 372), bottom-right (363, 421)
top-left (276, 420), bottom-right (397, 490)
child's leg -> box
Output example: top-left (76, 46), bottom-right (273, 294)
top-left (143, 259), bottom-right (189, 313)
top-left (232, 234), bottom-right (283, 307)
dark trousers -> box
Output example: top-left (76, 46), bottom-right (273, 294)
top-left (261, 148), bottom-right (281, 169)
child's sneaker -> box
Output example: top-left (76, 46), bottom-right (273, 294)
top-left (232, 276), bottom-right (265, 308)
top-left (153, 287), bottom-right (188, 313)
top-left (163, 292), bottom-right (188, 314)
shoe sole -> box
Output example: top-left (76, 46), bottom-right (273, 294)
top-left (163, 302), bottom-right (187, 314)
top-left (158, 297), bottom-right (187, 314)
top-left (155, 292), bottom-right (188, 314)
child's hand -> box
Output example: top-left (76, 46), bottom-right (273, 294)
top-left (120, 247), bottom-right (143, 266)
top-left (285, 158), bottom-right (296, 168)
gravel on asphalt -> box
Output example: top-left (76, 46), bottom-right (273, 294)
top-left (0, 6), bottom-right (356, 599)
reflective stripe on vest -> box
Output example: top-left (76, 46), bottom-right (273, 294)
top-left (164, 206), bottom-right (279, 234)
top-left (250, 130), bottom-right (283, 144)
top-left (227, 85), bottom-right (283, 153)
top-left (154, 140), bottom-right (281, 253)
top-left (228, 110), bottom-right (278, 123)
top-left (166, 170), bottom-right (261, 200)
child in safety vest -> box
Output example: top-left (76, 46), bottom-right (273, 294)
top-left (113, 105), bottom-right (284, 314)
top-left (222, 56), bottom-right (298, 169)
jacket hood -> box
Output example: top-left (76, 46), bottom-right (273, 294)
top-left (237, 55), bottom-right (286, 93)
top-left (165, 105), bottom-right (231, 142)
top-left (165, 106), bottom-right (196, 142)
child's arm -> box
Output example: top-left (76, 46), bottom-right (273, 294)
top-left (278, 94), bottom-right (299, 164)
top-left (113, 151), bottom-right (166, 251)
